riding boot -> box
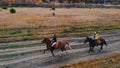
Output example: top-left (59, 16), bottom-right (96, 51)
top-left (95, 40), bottom-right (98, 46)
top-left (96, 42), bottom-right (98, 46)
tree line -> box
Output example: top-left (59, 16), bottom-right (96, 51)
top-left (0, 0), bottom-right (120, 6)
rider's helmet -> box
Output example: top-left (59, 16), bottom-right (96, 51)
top-left (52, 33), bottom-right (56, 36)
top-left (94, 32), bottom-right (97, 35)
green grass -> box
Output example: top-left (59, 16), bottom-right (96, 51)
top-left (71, 25), bottom-right (120, 33)
top-left (20, 33), bottom-right (33, 36)
top-left (61, 24), bottom-right (120, 37)
top-left (0, 24), bottom-right (120, 42)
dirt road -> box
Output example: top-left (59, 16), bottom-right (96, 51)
top-left (0, 32), bottom-right (120, 68)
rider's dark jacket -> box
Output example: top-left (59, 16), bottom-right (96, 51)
top-left (51, 36), bottom-right (57, 43)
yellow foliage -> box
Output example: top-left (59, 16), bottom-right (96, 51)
top-left (38, 0), bottom-right (43, 4)
top-left (8, 2), bottom-right (12, 7)
top-left (3, 0), bottom-right (8, 3)
top-left (0, 8), bottom-right (2, 12)
top-left (12, 0), bottom-right (17, 4)
top-left (3, 0), bottom-right (16, 6)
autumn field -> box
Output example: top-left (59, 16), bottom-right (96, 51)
top-left (0, 7), bottom-right (120, 68)
top-left (0, 8), bottom-right (120, 42)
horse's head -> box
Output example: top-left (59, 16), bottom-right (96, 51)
top-left (84, 37), bottom-right (94, 44)
top-left (84, 37), bottom-right (88, 44)
top-left (84, 37), bottom-right (90, 44)
top-left (41, 37), bottom-right (51, 44)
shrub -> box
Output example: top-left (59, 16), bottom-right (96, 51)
top-left (51, 6), bottom-right (55, 10)
top-left (9, 8), bottom-right (16, 14)
top-left (2, 6), bottom-right (7, 10)
top-left (38, 0), bottom-right (43, 4)
top-left (53, 12), bottom-right (55, 16)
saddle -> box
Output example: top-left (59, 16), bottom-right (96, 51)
top-left (53, 44), bottom-right (59, 49)
top-left (97, 39), bottom-right (101, 45)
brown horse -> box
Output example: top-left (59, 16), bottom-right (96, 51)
top-left (41, 37), bottom-right (72, 57)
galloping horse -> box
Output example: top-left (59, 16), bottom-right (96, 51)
top-left (41, 37), bottom-right (72, 57)
top-left (84, 37), bottom-right (107, 53)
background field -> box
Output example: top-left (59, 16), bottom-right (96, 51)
top-left (0, 8), bottom-right (120, 42)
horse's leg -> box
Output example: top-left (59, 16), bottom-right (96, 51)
top-left (99, 45), bottom-right (103, 52)
top-left (44, 49), bottom-right (47, 54)
top-left (101, 45), bottom-right (103, 50)
top-left (88, 46), bottom-right (91, 53)
top-left (49, 47), bottom-right (56, 59)
top-left (65, 41), bottom-right (72, 49)
top-left (64, 47), bottom-right (67, 55)
top-left (50, 50), bottom-right (55, 57)
top-left (63, 46), bottom-right (67, 51)
top-left (60, 48), bottom-right (64, 54)
top-left (63, 47), bottom-right (68, 55)
top-left (91, 46), bottom-right (95, 52)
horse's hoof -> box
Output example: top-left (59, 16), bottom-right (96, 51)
top-left (50, 56), bottom-right (54, 59)
top-left (59, 54), bottom-right (62, 56)
top-left (64, 52), bottom-right (68, 55)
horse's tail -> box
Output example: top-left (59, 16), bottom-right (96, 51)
top-left (102, 39), bottom-right (107, 46)
top-left (66, 41), bottom-right (72, 49)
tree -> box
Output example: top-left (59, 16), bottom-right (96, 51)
top-left (12, 0), bottom-right (17, 4)
top-left (3, 0), bottom-right (8, 3)
top-left (38, 0), bottom-right (43, 4)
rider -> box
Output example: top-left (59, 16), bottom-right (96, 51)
top-left (93, 32), bottom-right (100, 46)
top-left (51, 33), bottom-right (57, 47)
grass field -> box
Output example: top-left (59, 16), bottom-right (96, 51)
top-left (59, 54), bottom-right (120, 68)
top-left (0, 8), bottom-right (120, 42)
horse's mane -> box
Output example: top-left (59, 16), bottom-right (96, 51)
top-left (44, 36), bottom-right (51, 40)
top-left (87, 37), bottom-right (94, 41)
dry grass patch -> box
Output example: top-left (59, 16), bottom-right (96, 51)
top-left (0, 8), bottom-right (120, 29)
top-left (59, 54), bottom-right (120, 68)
